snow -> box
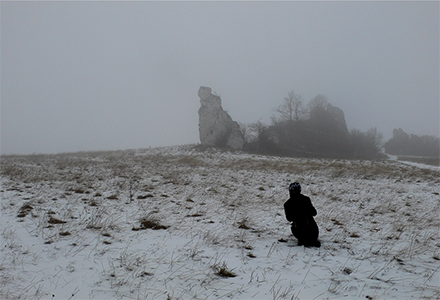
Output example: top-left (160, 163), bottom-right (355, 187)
top-left (1, 145), bottom-right (439, 299)
top-left (386, 154), bottom-right (439, 170)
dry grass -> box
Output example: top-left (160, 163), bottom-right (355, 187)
top-left (212, 262), bottom-right (237, 278)
top-left (1, 145), bottom-right (439, 299)
top-left (133, 216), bottom-right (169, 231)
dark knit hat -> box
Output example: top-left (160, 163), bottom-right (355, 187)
top-left (289, 182), bottom-right (301, 193)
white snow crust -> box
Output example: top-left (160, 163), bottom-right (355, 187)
top-left (1, 145), bottom-right (439, 299)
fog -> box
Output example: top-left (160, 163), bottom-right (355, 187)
top-left (1, 1), bottom-right (438, 155)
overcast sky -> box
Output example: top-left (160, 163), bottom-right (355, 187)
top-left (1, 1), bottom-right (439, 155)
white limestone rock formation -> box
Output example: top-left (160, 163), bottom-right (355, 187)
top-left (198, 86), bottom-right (245, 150)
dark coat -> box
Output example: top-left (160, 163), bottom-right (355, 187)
top-left (284, 192), bottom-right (319, 245)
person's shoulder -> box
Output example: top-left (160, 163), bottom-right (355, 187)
top-left (300, 194), bottom-right (311, 200)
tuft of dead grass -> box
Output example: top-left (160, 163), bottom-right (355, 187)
top-left (212, 262), bottom-right (237, 278)
top-left (132, 216), bottom-right (169, 231)
top-left (237, 218), bottom-right (251, 230)
top-left (17, 203), bottom-right (33, 218)
top-left (48, 216), bottom-right (67, 224)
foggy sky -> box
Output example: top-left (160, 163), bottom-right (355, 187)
top-left (1, 1), bottom-right (439, 155)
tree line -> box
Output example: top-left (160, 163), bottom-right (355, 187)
top-left (384, 128), bottom-right (439, 157)
top-left (239, 91), bottom-right (437, 160)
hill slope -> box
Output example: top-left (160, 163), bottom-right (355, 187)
top-left (1, 145), bottom-right (439, 299)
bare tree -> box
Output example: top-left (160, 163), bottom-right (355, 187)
top-left (350, 127), bottom-right (384, 159)
top-left (238, 122), bottom-right (252, 144)
top-left (274, 90), bottom-right (305, 122)
top-left (248, 120), bottom-right (267, 142)
top-left (247, 120), bottom-right (272, 151)
top-left (308, 94), bottom-right (328, 112)
top-left (308, 94), bottom-right (329, 126)
top-left (365, 127), bottom-right (384, 154)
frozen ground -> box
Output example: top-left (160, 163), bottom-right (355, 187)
top-left (1, 145), bottom-right (439, 299)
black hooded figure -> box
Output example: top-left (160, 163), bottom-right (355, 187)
top-left (284, 182), bottom-right (320, 247)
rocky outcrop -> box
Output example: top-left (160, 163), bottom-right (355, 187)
top-left (198, 86), bottom-right (245, 150)
top-left (325, 103), bottom-right (349, 134)
top-left (309, 103), bottom-right (349, 135)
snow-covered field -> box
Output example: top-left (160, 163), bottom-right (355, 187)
top-left (1, 145), bottom-right (439, 300)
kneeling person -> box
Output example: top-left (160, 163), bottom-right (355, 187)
top-left (284, 182), bottom-right (320, 247)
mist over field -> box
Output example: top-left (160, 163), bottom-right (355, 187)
top-left (1, 1), bottom-right (439, 155)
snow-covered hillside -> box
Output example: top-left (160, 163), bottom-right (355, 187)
top-left (1, 145), bottom-right (439, 299)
